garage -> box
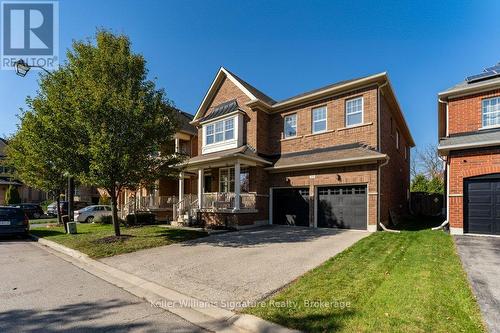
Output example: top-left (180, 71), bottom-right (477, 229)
top-left (272, 188), bottom-right (310, 226)
top-left (464, 174), bottom-right (500, 235)
top-left (317, 185), bottom-right (367, 230)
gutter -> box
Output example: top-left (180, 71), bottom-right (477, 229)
top-left (438, 139), bottom-right (500, 153)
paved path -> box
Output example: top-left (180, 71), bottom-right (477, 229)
top-left (0, 238), bottom-right (207, 333)
top-left (455, 236), bottom-right (500, 333)
top-left (102, 225), bottom-right (369, 309)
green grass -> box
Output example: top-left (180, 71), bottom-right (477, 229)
top-left (30, 218), bottom-right (58, 224)
top-left (245, 229), bottom-right (485, 333)
top-left (31, 224), bottom-right (207, 259)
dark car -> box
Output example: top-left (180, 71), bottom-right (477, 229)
top-left (0, 206), bottom-right (29, 236)
top-left (46, 201), bottom-right (89, 217)
top-left (10, 203), bottom-right (44, 219)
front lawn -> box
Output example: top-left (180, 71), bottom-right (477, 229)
top-left (30, 217), bottom-right (58, 224)
top-left (245, 229), bottom-right (485, 333)
top-left (31, 224), bottom-right (207, 259)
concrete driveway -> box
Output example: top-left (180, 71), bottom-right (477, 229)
top-left (101, 225), bottom-right (368, 309)
top-left (455, 236), bottom-right (500, 333)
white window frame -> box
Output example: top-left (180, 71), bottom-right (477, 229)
top-left (312, 106), bottom-right (327, 133)
top-left (482, 97), bottom-right (500, 128)
top-left (284, 113), bottom-right (297, 138)
top-left (345, 97), bottom-right (364, 127)
top-left (205, 117), bottom-right (235, 146)
top-left (219, 167), bottom-right (249, 193)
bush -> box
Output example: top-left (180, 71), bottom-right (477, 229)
top-left (98, 196), bottom-right (111, 205)
top-left (4, 185), bottom-right (21, 205)
top-left (95, 215), bottom-right (113, 224)
top-left (125, 212), bottom-right (156, 226)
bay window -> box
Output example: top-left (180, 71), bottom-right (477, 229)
top-left (205, 117), bottom-right (235, 145)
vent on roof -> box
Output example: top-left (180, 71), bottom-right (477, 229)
top-left (466, 63), bottom-right (500, 83)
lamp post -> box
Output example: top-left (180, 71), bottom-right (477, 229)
top-left (13, 59), bottom-right (75, 222)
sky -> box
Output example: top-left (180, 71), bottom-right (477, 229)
top-left (1, 0), bottom-right (500, 149)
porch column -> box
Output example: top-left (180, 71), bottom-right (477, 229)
top-left (197, 168), bottom-right (204, 209)
top-left (234, 160), bottom-right (241, 211)
top-left (174, 137), bottom-right (180, 153)
top-left (178, 172), bottom-right (184, 207)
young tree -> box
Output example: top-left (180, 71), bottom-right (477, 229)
top-left (4, 185), bottom-right (21, 205)
top-left (410, 173), bottom-right (429, 193)
top-left (6, 111), bottom-right (68, 223)
top-left (63, 31), bottom-right (182, 236)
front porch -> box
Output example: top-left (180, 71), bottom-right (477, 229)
top-left (176, 147), bottom-right (271, 227)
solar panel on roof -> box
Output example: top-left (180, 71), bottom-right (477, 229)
top-left (466, 63), bottom-right (500, 83)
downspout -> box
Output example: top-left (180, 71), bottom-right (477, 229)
top-left (376, 81), bottom-right (388, 231)
top-left (378, 157), bottom-right (400, 233)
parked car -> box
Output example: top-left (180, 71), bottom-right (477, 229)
top-left (46, 201), bottom-right (89, 217)
top-left (10, 203), bottom-right (44, 219)
top-left (74, 205), bottom-right (112, 223)
top-left (0, 206), bottom-right (29, 236)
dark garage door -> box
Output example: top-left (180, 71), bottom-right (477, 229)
top-left (272, 188), bottom-right (310, 226)
top-left (317, 185), bottom-right (367, 230)
top-left (465, 175), bottom-right (500, 235)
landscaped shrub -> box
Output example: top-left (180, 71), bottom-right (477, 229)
top-left (95, 215), bottom-right (113, 224)
top-left (125, 212), bottom-right (156, 226)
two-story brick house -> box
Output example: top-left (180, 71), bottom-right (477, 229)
top-left (438, 63), bottom-right (500, 235)
top-left (176, 67), bottom-right (414, 231)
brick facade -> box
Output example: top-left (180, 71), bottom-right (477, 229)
top-left (191, 69), bottom-right (412, 229)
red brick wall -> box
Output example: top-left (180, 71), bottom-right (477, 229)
top-left (267, 86), bottom-right (378, 155)
top-left (379, 92), bottom-right (410, 223)
top-left (197, 77), bottom-right (256, 154)
top-left (448, 89), bottom-right (500, 135)
top-left (448, 148), bottom-right (500, 229)
top-left (268, 164), bottom-right (378, 227)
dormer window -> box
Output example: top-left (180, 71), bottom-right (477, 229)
top-left (206, 118), bottom-right (234, 145)
top-left (482, 97), bottom-right (500, 128)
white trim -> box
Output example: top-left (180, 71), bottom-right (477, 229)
top-left (283, 113), bottom-right (298, 139)
top-left (438, 77), bottom-right (500, 99)
top-left (312, 105), bottom-right (328, 134)
top-left (345, 96), bottom-right (364, 127)
top-left (193, 67), bottom-right (257, 121)
top-left (479, 124), bottom-right (500, 130)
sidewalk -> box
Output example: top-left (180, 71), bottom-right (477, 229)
top-left (31, 234), bottom-right (300, 333)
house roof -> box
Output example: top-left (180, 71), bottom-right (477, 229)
top-left (438, 128), bottom-right (500, 153)
top-left (186, 145), bottom-right (272, 168)
top-left (174, 109), bottom-right (197, 135)
top-left (198, 99), bottom-right (241, 123)
top-left (266, 143), bottom-right (387, 172)
top-left (224, 69), bottom-right (277, 105)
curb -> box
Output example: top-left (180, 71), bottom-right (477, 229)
top-left (29, 234), bottom-right (300, 333)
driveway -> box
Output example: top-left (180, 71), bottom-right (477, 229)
top-left (455, 236), bottom-right (500, 333)
top-left (101, 225), bottom-right (368, 309)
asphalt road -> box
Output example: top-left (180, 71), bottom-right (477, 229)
top-left (0, 238), bottom-right (207, 333)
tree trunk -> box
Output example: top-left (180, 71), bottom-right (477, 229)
top-left (110, 188), bottom-right (121, 236)
top-left (56, 196), bottom-right (62, 224)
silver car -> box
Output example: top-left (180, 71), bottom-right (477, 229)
top-left (74, 205), bottom-right (112, 223)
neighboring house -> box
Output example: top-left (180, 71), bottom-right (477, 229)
top-left (438, 63), bottom-right (500, 235)
top-left (118, 110), bottom-right (198, 220)
top-left (0, 138), bottom-right (48, 204)
top-left (72, 185), bottom-right (100, 205)
top-left (176, 67), bottom-right (414, 230)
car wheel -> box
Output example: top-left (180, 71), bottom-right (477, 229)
top-left (85, 216), bottom-right (94, 223)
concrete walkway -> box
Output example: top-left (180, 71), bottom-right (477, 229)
top-left (101, 225), bottom-right (369, 309)
top-left (455, 236), bottom-right (500, 333)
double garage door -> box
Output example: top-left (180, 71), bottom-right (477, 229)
top-left (465, 175), bottom-right (500, 235)
top-left (272, 185), bottom-right (367, 230)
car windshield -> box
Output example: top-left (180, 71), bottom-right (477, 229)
top-left (80, 206), bottom-right (95, 212)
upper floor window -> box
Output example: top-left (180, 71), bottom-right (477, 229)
top-left (346, 97), bottom-right (363, 126)
top-left (205, 118), bottom-right (234, 145)
top-left (482, 97), bottom-right (500, 128)
top-left (312, 106), bottom-right (327, 133)
top-left (284, 114), bottom-right (297, 138)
